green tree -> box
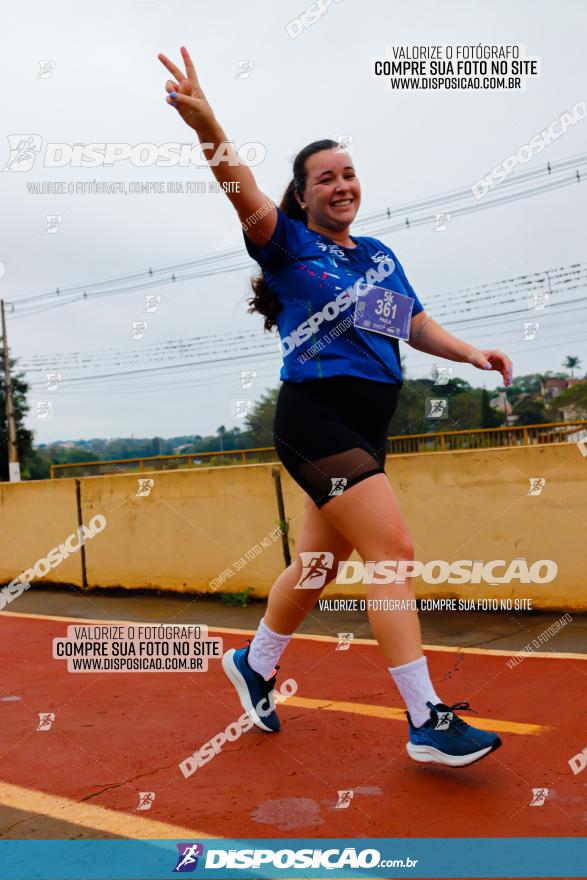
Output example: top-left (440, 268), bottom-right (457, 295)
top-left (511, 396), bottom-right (548, 425)
top-left (507, 373), bottom-right (543, 395)
top-left (148, 436), bottom-right (165, 456)
top-left (389, 379), bottom-right (432, 436)
top-left (0, 349), bottom-right (34, 481)
top-left (389, 378), bottom-right (473, 436)
top-left (563, 355), bottom-right (582, 378)
top-left (26, 447), bottom-right (52, 480)
top-left (480, 388), bottom-right (503, 428)
top-left (243, 388), bottom-right (280, 447)
top-left (443, 387), bottom-right (483, 433)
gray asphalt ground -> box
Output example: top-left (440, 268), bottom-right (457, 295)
top-left (7, 585), bottom-right (586, 654)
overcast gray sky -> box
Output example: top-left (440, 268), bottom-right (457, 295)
top-left (2, 0), bottom-right (586, 444)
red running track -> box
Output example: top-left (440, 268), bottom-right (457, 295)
top-left (0, 612), bottom-right (585, 842)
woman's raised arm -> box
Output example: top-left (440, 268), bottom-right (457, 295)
top-left (158, 46), bottom-right (277, 246)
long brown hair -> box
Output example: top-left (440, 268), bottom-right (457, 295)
top-left (247, 139), bottom-right (339, 331)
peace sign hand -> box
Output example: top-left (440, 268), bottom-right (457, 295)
top-left (158, 46), bottom-right (215, 132)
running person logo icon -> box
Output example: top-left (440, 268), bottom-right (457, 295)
top-left (522, 321), bottom-right (539, 340)
top-left (37, 712), bottom-right (56, 731)
top-left (2, 134), bottom-right (42, 171)
top-left (173, 843), bottom-right (204, 873)
top-left (529, 788), bottom-right (549, 806)
top-left (136, 791), bottom-right (156, 811)
top-left (130, 321), bottom-right (147, 340)
top-left (37, 60), bottom-right (56, 79)
top-left (45, 372), bottom-right (62, 391)
top-left (45, 215), bottom-right (62, 234)
top-left (434, 711), bottom-right (453, 730)
top-left (36, 402), bottom-right (53, 420)
top-left (434, 366), bottom-right (452, 385)
top-left (329, 477), bottom-right (348, 496)
top-left (335, 790), bottom-right (354, 809)
top-left (336, 632), bottom-right (354, 651)
top-left (239, 370), bottom-right (256, 389)
top-left (136, 479), bottom-right (155, 497)
top-left (528, 477), bottom-right (546, 496)
top-left (432, 213), bottom-right (451, 231)
top-left (295, 551), bottom-right (334, 589)
top-left (528, 291), bottom-right (550, 311)
top-left (144, 295), bottom-right (162, 312)
top-left (426, 398), bottom-right (448, 419)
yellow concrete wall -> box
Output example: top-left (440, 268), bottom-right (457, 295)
top-left (80, 465), bottom-right (284, 594)
top-left (0, 478), bottom-right (82, 587)
top-left (0, 444), bottom-right (585, 610)
top-left (282, 443), bottom-right (587, 610)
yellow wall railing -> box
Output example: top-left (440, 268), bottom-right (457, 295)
top-left (49, 420), bottom-right (587, 479)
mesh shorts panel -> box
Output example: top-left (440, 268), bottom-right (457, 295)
top-left (298, 446), bottom-right (385, 506)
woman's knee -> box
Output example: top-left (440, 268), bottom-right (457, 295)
top-left (394, 535), bottom-right (415, 561)
top-left (323, 545), bottom-right (353, 585)
top-left (357, 532), bottom-right (414, 564)
top-left (294, 540), bottom-right (353, 588)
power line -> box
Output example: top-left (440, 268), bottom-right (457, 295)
top-left (7, 152), bottom-right (587, 317)
top-left (17, 284), bottom-right (587, 377)
top-left (22, 299), bottom-right (586, 393)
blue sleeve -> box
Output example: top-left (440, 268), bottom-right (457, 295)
top-left (388, 247), bottom-right (425, 315)
top-left (243, 206), bottom-right (306, 271)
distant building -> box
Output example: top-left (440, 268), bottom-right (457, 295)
top-left (543, 377), bottom-right (587, 420)
top-left (173, 443), bottom-right (194, 454)
top-left (490, 390), bottom-right (508, 412)
top-left (540, 377), bottom-right (569, 399)
top-left (489, 391), bottom-right (519, 424)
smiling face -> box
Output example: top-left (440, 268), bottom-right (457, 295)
top-left (295, 149), bottom-right (361, 232)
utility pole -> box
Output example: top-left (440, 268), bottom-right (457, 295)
top-left (503, 389), bottom-right (511, 428)
top-left (1, 299), bottom-right (21, 481)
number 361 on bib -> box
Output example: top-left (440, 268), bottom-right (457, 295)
top-left (353, 283), bottom-right (414, 340)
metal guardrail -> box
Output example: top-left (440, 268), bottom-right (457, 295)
top-left (49, 420), bottom-right (587, 479)
top-left (385, 420), bottom-right (587, 455)
top-left (50, 447), bottom-right (279, 479)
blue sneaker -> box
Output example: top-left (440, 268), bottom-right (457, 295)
top-left (406, 701), bottom-right (502, 767)
top-left (222, 643), bottom-right (281, 733)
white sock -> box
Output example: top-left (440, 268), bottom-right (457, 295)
top-left (389, 655), bottom-right (441, 727)
top-left (248, 617), bottom-right (292, 680)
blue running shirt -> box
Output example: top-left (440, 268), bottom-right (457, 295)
top-left (244, 206), bottom-right (425, 384)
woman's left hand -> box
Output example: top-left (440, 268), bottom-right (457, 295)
top-left (465, 348), bottom-right (513, 386)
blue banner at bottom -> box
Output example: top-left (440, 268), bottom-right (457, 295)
top-left (0, 838), bottom-right (584, 880)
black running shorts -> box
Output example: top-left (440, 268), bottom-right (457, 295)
top-left (272, 376), bottom-right (402, 508)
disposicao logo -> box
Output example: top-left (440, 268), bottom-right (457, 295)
top-left (173, 843), bottom-right (204, 873)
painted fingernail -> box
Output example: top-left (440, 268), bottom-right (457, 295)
top-left (170, 91), bottom-right (177, 98)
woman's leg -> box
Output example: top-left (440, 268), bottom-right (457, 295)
top-left (316, 472), bottom-right (442, 726)
top-left (264, 494), bottom-right (353, 634)
top-left (317, 472), bottom-right (422, 666)
top-left (245, 493), bottom-right (353, 681)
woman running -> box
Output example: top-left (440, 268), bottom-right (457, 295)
top-left (159, 46), bottom-right (514, 767)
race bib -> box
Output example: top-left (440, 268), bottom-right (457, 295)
top-left (353, 283), bottom-right (414, 340)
